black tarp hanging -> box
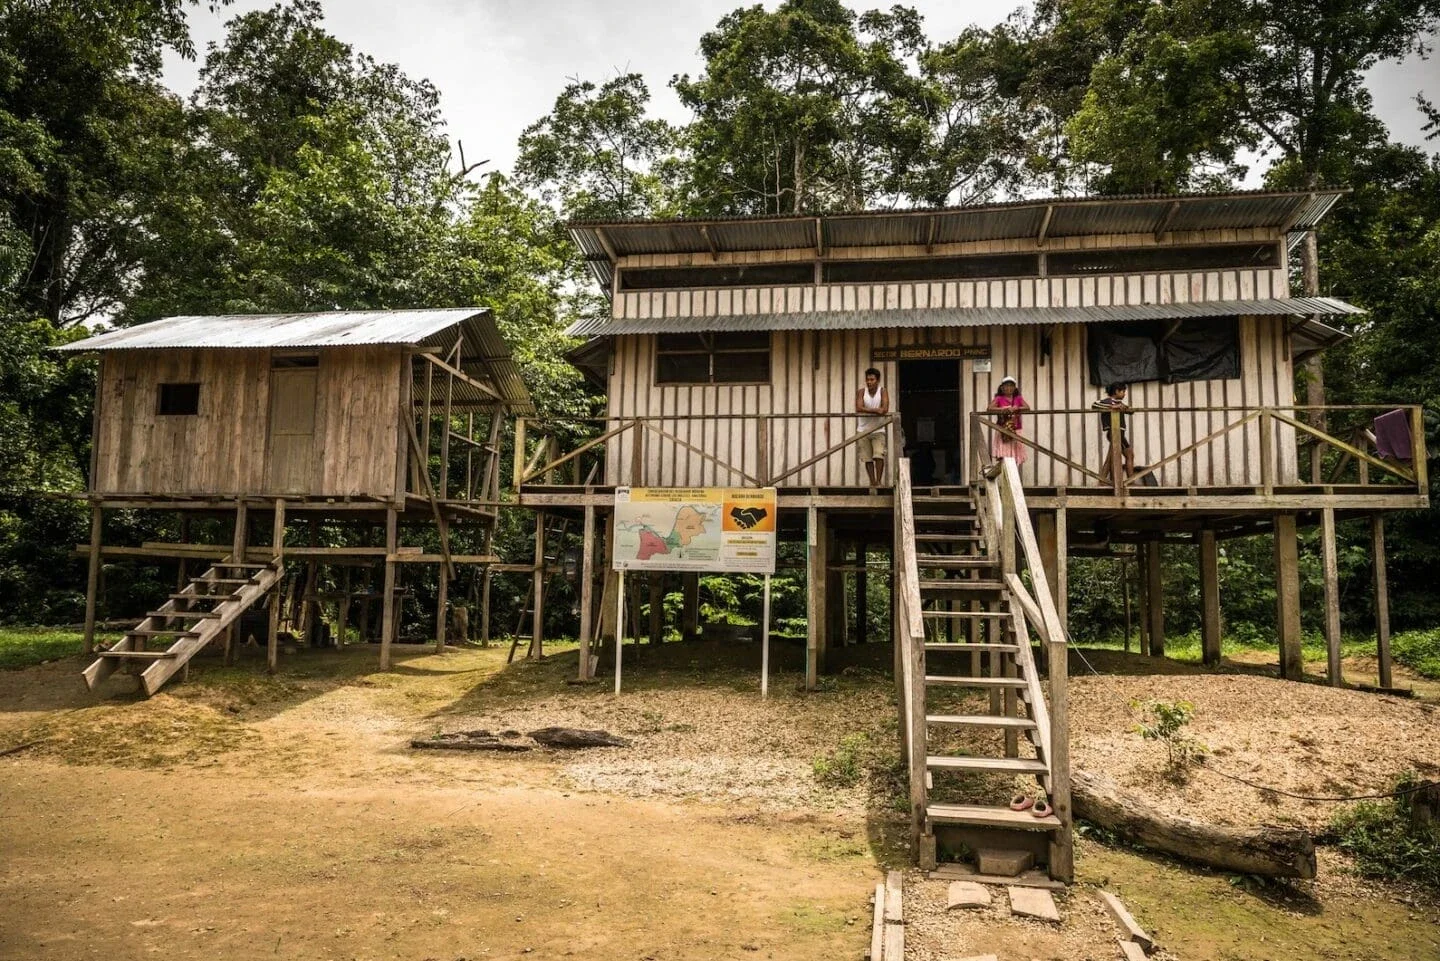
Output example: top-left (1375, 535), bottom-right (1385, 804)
top-left (1088, 318), bottom-right (1240, 386)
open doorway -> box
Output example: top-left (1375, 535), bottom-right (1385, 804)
top-left (897, 359), bottom-right (962, 486)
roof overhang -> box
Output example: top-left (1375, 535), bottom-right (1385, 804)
top-left (566, 297), bottom-right (1361, 364)
top-left (568, 189), bottom-right (1348, 290)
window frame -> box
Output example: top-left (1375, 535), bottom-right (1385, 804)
top-left (654, 332), bottom-right (772, 385)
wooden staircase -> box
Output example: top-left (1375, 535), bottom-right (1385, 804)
top-left (83, 557), bottom-right (283, 697)
top-left (894, 463), bottom-right (1073, 881)
top-left (911, 494), bottom-right (1061, 840)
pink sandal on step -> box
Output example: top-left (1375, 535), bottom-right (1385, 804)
top-left (1009, 794), bottom-right (1034, 812)
top-left (1031, 799), bottom-right (1053, 818)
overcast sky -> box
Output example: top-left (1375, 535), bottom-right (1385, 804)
top-left (162, 0), bottom-right (1437, 185)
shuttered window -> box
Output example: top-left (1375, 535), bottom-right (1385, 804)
top-left (655, 332), bottom-right (770, 384)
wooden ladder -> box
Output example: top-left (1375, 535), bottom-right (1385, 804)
top-left (83, 557), bottom-right (284, 697)
top-left (507, 513), bottom-right (574, 663)
top-left (908, 494), bottom-right (1062, 841)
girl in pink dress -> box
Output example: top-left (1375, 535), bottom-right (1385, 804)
top-left (988, 376), bottom-right (1029, 465)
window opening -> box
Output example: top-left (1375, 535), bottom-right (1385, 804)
top-left (156, 382), bottom-right (201, 416)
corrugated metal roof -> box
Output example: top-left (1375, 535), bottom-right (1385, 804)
top-left (565, 296), bottom-right (1363, 337)
top-left (57, 308), bottom-right (534, 413)
top-left (570, 189), bottom-right (1349, 276)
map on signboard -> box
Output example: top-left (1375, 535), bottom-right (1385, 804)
top-left (613, 487), bottom-right (776, 573)
top-left (615, 500), bottom-right (722, 565)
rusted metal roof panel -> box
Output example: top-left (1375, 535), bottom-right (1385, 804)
top-left (565, 296), bottom-right (1362, 337)
top-left (567, 189), bottom-right (1348, 261)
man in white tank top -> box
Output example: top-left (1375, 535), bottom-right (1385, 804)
top-left (854, 367), bottom-right (890, 487)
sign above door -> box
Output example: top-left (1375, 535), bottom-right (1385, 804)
top-left (872, 344), bottom-right (991, 361)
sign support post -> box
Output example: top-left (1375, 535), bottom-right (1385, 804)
top-left (614, 570), bottom-right (626, 695)
top-left (761, 572), bottom-right (772, 698)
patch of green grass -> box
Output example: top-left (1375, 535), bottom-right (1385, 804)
top-left (1391, 629), bottom-right (1440, 679)
top-left (0, 627), bottom-right (119, 669)
top-left (778, 901), bottom-right (850, 934)
top-left (1331, 772), bottom-right (1440, 890)
top-left (812, 732), bottom-right (868, 788)
top-left (1078, 628), bottom-right (1402, 667)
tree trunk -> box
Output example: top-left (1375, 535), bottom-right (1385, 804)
top-left (1073, 769), bottom-right (1316, 879)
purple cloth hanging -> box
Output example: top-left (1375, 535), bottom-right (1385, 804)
top-left (1373, 409), bottom-right (1412, 460)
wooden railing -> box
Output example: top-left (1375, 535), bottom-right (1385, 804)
top-left (974, 456), bottom-right (1074, 881)
top-left (514, 413), bottom-right (901, 490)
top-left (969, 404), bottom-right (1427, 494)
top-left (892, 458), bottom-right (929, 860)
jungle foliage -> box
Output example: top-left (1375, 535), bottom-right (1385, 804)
top-left (1, 0), bottom-right (1438, 642)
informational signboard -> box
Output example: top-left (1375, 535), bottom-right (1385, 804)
top-left (872, 344), bottom-right (990, 361)
top-left (613, 487), bottom-right (777, 574)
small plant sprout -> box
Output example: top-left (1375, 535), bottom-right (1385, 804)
top-left (1130, 698), bottom-right (1207, 777)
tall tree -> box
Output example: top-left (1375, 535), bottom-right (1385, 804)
top-left (514, 73), bottom-right (676, 222)
top-left (672, 0), bottom-right (931, 214)
top-left (0, 0), bottom-right (203, 324)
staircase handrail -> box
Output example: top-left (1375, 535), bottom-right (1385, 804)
top-left (892, 458), bottom-right (928, 855)
top-left (977, 456), bottom-right (1074, 880)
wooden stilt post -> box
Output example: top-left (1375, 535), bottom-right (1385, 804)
top-left (1199, 530), bottom-right (1222, 667)
top-left (681, 573), bottom-right (699, 642)
top-left (1274, 513), bottom-right (1304, 680)
top-left (1372, 515), bottom-right (1392, 689)
top-left (856, 541), bottom-right (869, 643)
top-left (529, 511), bottom-right (546, 659)
top-left (647, 574), bottom-right (663, 644)
top-left (435, 564), bottom-right (449, 653)
top-left (227, 501), bottom-right (248, 658)
top-left (1122, 557), bottom-right (1133, 653)
top-left (337, 567), bottom-right (351, 649)
top-left (267, 500), bottom-right (285, 672)
top-left (380, 507), bottom-right (399, 670)
top-left (479, 568), bottom-right (492, 647)
top-left (614, 570), bottom-right (626, 694)
top-left (806, 505), bottom-right (825, 691)
top-left (1144, 541), bottom-right (1165, 657)
top-left (1321, 507), bottom-right (1343, 686)
top-left (578, 504), bottom-right (596, 680)
top-left (82, 503), bottom-right (103, 656)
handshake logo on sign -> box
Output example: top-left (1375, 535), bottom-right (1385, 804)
top-left (729, 506), bottom-right (768, 530)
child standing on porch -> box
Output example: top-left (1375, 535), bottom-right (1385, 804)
top-left (987, 376), bottom-right (1029, 465)
top-left (855, 367), bottom-right (889, 487)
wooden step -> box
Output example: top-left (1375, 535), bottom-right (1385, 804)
top-left (923, 643), bottom-right (1018, 653)
top-left (215, 562), bottom-right (272, 570)
top-left (920, 579), bottom-right (1005, 592)
top-left (915, 532), bottom-right (982, 541)
top-left (916, 557), bottom-right (995, 567)
top-left (925, 803), bottom-right (1061, 830)
top-left (166, 593), bottom-right (229, 602)
top-left (921, 609), bottom-right (1009, 619)
top-left (926, 714), bottom-right (1036, 729)
top-left (191, 577), bottom-right (255, 585)
top-left (925, 675), bottom-right (1026, 688)
top-left (926, 756), bottom-right (1048, 774)
top-left (914, 514), bottom-right (979, 525)
top-left (146, 610), bottom-right (222, 619)
top-left (96, 650), bottom-right (180, 660)
top-left (126, 628), bottom-right (201, 638)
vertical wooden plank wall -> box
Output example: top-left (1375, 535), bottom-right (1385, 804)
top-left (95, 347), bottom-right (405, 498)
top-left (605, 312), bottom-right (1297, 490)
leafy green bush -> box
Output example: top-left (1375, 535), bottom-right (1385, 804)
top-left (1331, 773), bottom-right (1440, 890)
top-left (1390, 628), bottom-right (1440, 679)
top-left (812, 732), bottom-right (869, 788)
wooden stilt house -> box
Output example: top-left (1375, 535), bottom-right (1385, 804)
top-left (60, 308), bottom-right (531, 694)
top-left (517, 188), bottom-right (1429, 880)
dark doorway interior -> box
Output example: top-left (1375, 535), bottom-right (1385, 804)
top-left (897, 359), bottom-right (962, 485)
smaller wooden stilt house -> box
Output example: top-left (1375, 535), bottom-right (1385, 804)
top-left (58, 308), bottom-right (531, 694)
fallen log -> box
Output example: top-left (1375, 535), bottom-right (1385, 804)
top-left (1073, 769), bottom-right (1316, 879)
top-left (410, 730), bottom-right (532, 752)
top-left (527, 727), bottom-right (631, 748)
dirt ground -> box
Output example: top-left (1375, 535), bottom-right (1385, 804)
top-left (1, 638), bottom-right (1437, 961)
